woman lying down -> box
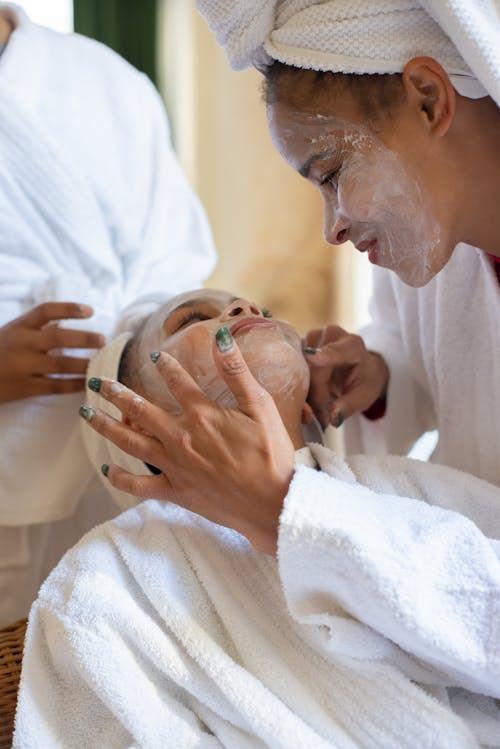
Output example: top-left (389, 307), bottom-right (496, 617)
top-left (14, 290), bottom-right (500, 749)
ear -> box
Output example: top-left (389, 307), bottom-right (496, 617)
top-left (402, 57), bottom-right (456, 137)
top-left (301, 402), bottom-right (314, 425)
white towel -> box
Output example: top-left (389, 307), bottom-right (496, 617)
top-left (0, 5), bottom-right (216, 525)
top-left (197, 0), bottom-right (500, 104)
top-left (15, 442), bottom-right (500, 748)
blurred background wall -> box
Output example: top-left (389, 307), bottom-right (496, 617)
top-left (16, 0), bottom-right (374, 337)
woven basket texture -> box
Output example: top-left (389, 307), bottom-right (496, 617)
top-left (0, 619), bottom-right (27, 749)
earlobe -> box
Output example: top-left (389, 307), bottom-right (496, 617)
top-left (403, 57), bottom-right (456, 137)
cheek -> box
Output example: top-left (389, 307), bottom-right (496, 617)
top-left (337, 154), bottom-right (395, 223)
top-left (164, 328), bottom-right (216, 382)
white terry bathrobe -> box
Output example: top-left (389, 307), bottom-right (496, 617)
top-left (0, 4), bottom-right (216, 624)
top-left (14, 437), bottom-right (500, 749)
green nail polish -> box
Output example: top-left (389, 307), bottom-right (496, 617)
top-left (150, 351), bottom-right (161, 364)
top-left (79, 405), bottom-right (95, 422)
top-left (335, 411), bottom-right (345, 428)
top-left (87, 377), bottom-right (101, 393)
top-left (302, 347), bottom-right (318, 355)
top-left (215, 326), bottom-right (234, 353)
top-left (101, 464), bottom-right (109, 477)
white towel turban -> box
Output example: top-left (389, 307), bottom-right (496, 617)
top-left (197, 0), bottom-right (500, 105)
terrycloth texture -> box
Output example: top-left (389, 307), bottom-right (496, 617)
top-left (0, 4), bottom-right (216, 527)
top-left (197, 0), bottom-right (500, 104)
top-left (14, 445), bottom-right (500, 748)
top-left (344, 244), bottom-right (500, 492)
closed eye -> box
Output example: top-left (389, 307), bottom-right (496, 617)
top-left (176, 312), bottom-right (211, 330)
top-left (321, 169), bottom-right (340, 190)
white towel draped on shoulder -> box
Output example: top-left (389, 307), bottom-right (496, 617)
top-left (0, 6), bottom-right (216, 525)
top-left (14, 445), bottom-right (500, 748)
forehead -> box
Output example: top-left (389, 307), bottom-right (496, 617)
top-left (268, 100), bottom-right (375, 173)
top-left (163, 288), bottom-right (235, 317)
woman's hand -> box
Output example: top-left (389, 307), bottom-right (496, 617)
top-left (0, 302), bottom-right (105, 403)
top-left (80, 331), bottom-right (295, 556)
top-left (303, 324), bottom-right (389, 428)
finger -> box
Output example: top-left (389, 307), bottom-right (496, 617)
top-left (152, 351), bottom-right (209, 411)
top-left (304, 338), bottom-right (358, 368)
top-left (24, 302), bottom-right (94, 328)
top-left (4, 377), bottom-right (87, 401)
top-left (102, 464), bottom-right (171, 500)
top-left (35, 354), bottom-right (91, 376)
top-left (306, 391), bottom-right (333, 429)
top-left (79, 402), bottom-right (166, 467)
top-left (302, 328), bottom-right (323, 349)
top-left (87, 378), bottom-right (173, 441)
top-left (213, 326), bottom-right (271, 419)
top-left (328, 403), bottom-right (346, 428)
top-left (37, 326), bottom-right (105, 352)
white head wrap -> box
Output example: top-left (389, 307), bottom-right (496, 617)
top-left (197, 0), bottom-right (500, 104)
top-left (82, 332), bottom-right (147, 511)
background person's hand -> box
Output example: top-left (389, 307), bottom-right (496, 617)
top-left (303, 324), bottom-right (389, 428)
top-left (0, 302), bottom-right (105, 403)
top-left (80, 333), bottom-right (296, 556)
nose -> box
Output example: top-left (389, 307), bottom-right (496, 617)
top-left (220, 298), bottom-right (261, 321)
top-left (322, 196), bottom-right (351, 245)
top-left (324, 213), bottom-right (351, 245)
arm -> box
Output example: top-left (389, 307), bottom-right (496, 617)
top-left (279, 451), bottom-right (500, 697)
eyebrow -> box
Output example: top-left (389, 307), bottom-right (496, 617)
top-left (299, 149), bottom-right (341, 178)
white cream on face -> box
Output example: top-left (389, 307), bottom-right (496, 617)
top-left (132, 290), bottom-right (309, 411)
top-left (270, 111), bottom-right (443, 287)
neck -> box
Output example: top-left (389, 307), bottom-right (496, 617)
top-left (274, 398), bottom-right (306, 451)
top-left (453, 97), bottom-right (500, 256)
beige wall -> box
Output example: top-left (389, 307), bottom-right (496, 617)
top-left (158, 3), bottom-right (372, 336)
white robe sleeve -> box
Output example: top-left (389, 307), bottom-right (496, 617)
top-left (343, 268), bottom-right (435, 456)
top-left (278, 451), bottom-right (500, 698)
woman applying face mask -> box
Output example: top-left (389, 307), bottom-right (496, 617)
top-left (197, 0), bottom-right (500, 487)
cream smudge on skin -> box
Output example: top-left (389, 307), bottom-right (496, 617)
top-left (271, 112), bottom-right (442, 287)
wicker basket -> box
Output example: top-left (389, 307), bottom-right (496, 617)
top-left (0, 619), bottom-right (27, 749)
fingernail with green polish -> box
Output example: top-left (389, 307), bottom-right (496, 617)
top-left (79, 405), bottom-right (95, 422)
top-left (215, 326), bottom-right (234, 353)
top-left (335, 411), bottom-right (345, 429)
top-left (101, 464), bottom-right (109, 477)
top-left (150, 351), bottom-right (161, 364)
top-left (87, 377), bottom-right (101, 393)
top-left (302, 347), bottom-right (318, 355)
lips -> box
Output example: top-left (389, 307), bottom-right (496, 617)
top-left (230, 317), bottom-right (277, 338)
top-left (357, 238), bottom-right (378, 265)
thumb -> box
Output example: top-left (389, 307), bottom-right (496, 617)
top-left (213, 326), bottom-right (272, 419)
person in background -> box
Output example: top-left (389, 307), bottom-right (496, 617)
top-left (0, 3), bottom-right (216, 625)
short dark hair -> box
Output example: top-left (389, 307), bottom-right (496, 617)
top-left (261, 61), bottom-right (404, 121)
